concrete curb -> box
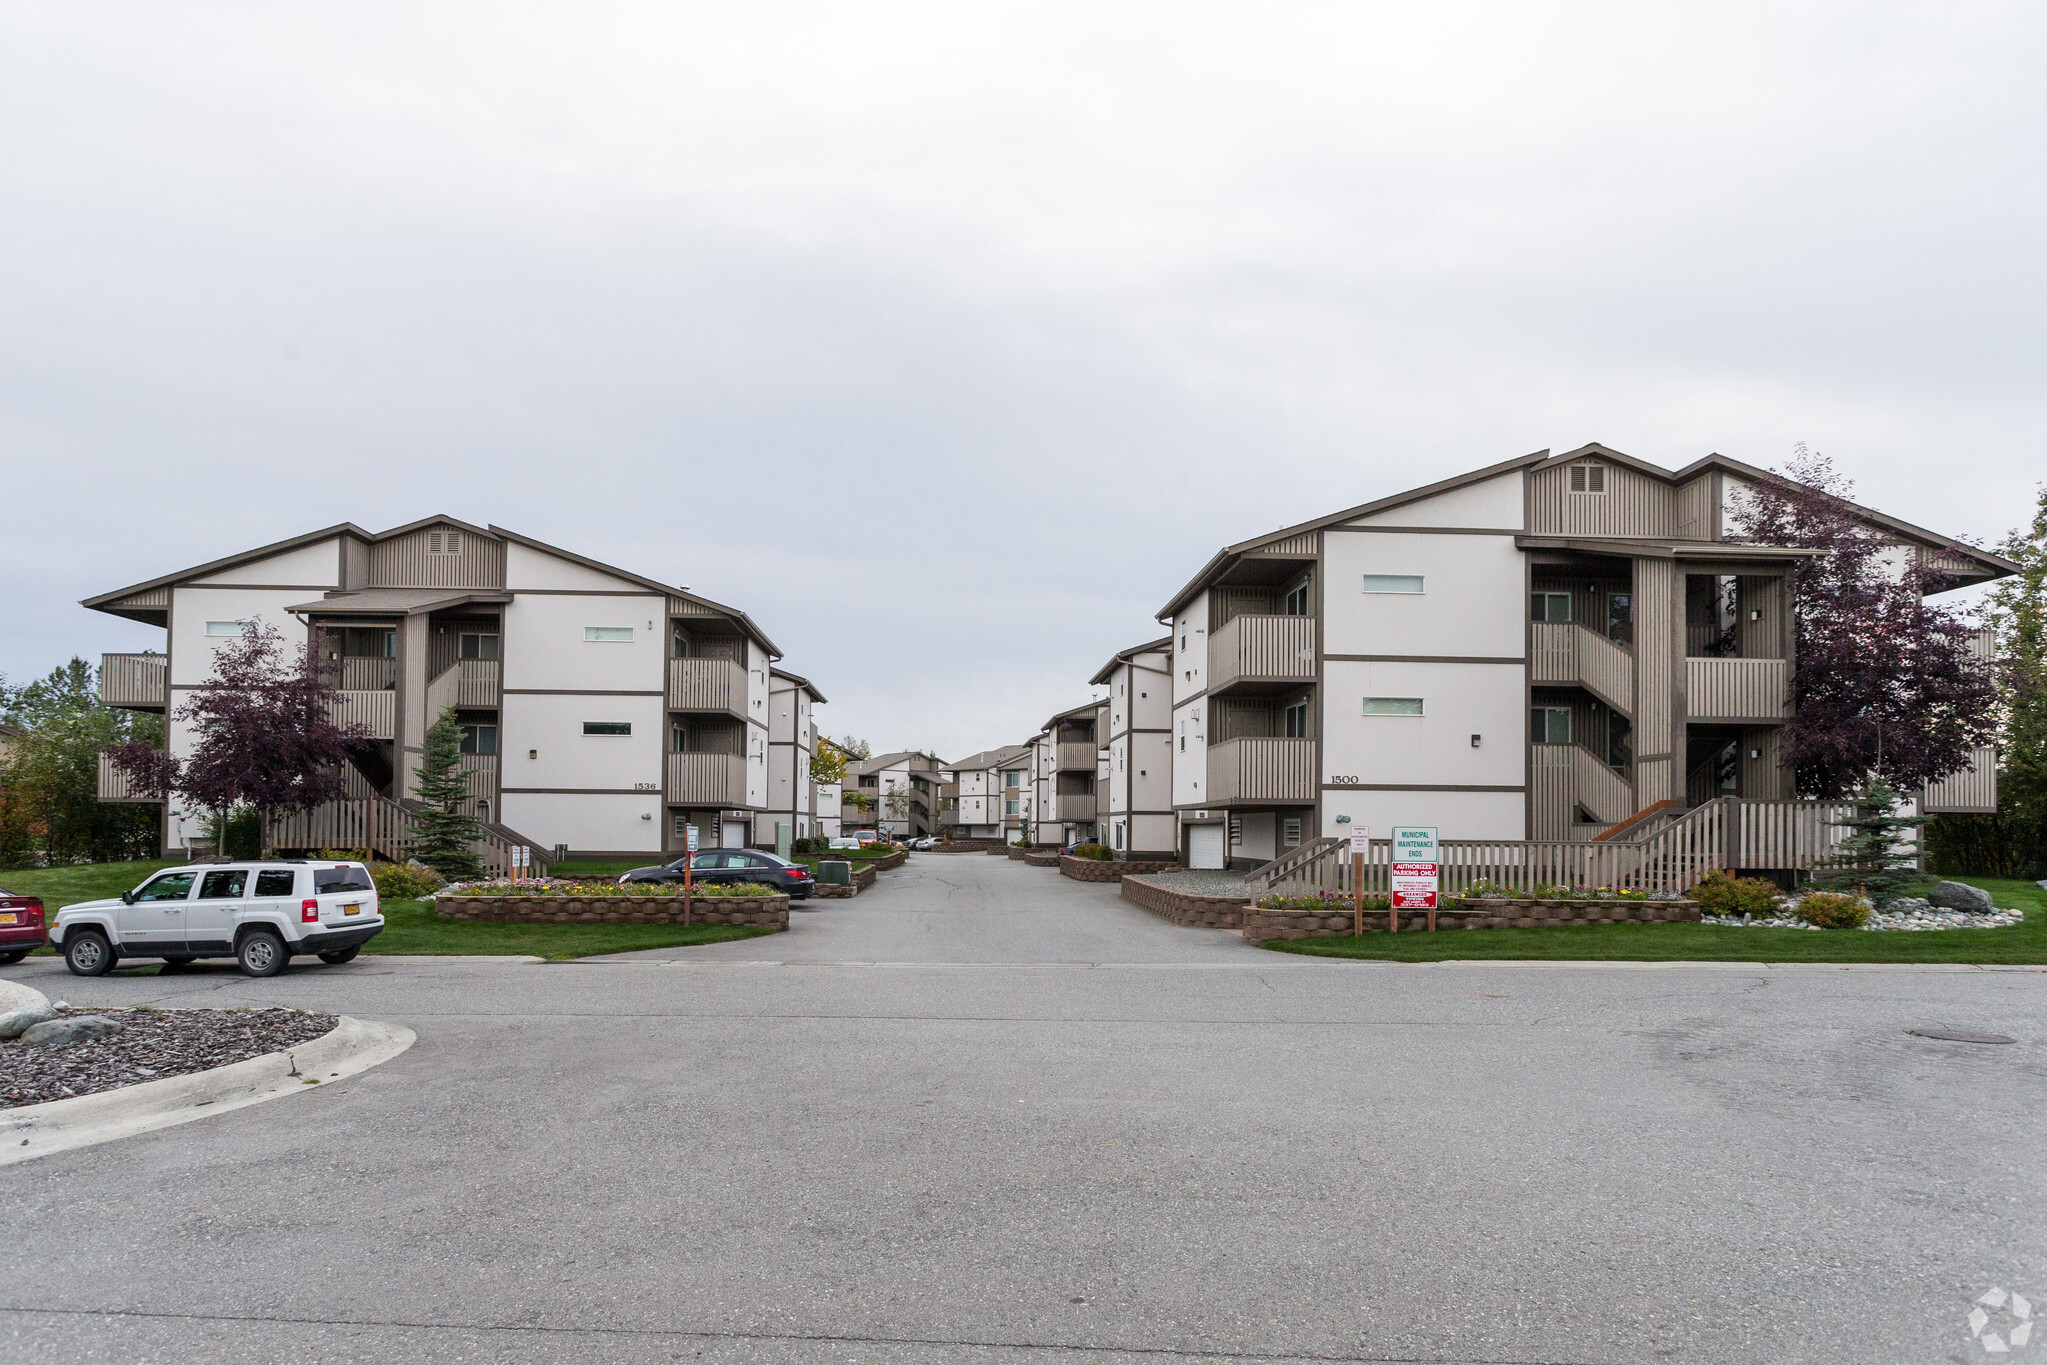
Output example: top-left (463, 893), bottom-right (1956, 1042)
top-left (0, 1015), bottom-right (416, 1167)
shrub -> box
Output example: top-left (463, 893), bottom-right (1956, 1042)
top-left (1794, 891), bottom-right (1871, 929)
top-left (371, 863), bottom-right (445, 900)
top-left (1070, 843), bottom-right (1114, 861)
top-left (790, 836), bottom-right (831, 857)
top-left (1688, 869), bottom-right (1781, 918)
top-left (1012, 839), bottom-right (1031, 848)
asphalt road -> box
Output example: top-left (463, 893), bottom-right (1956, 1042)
top-left (3, 853), bottom-right (2043, 1364)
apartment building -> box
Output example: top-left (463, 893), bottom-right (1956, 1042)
top-left (1090, 638), bottom-right (1176, 858)
top-left (845, 751), bottom-right (946, 839)
top-left (996, 748), bottom-right (1033, 844)
top-left (1028, 703), bottom-right (1104, 847)
top-left (1156, 445), bottom-right (2011, 870)
top-left (752, 669), bottom-right (826, 852)
top-left (87, 516), bottom-right (819, 862)
top-left (941, 745), bottom-right (1030, 839)
top-left (815, 777), bottom-right (843, 839)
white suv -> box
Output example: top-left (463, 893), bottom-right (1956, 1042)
top-left (50, 860), bottom-right (385, 978)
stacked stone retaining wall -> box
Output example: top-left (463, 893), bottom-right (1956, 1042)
top-left (1021, 849), bottom-right (1063, 868)
top-left (1118, 877), bottom-right (1247, 929)
top-left (1061, 856), bottom-right (1179, 883)
top-left (435, 894), bottom-right (789, 931)
top-left (1245, 897), bottom-right (1702, 942)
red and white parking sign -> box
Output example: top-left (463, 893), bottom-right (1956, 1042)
top-left (1390, 861), bottom-right (1439, 910)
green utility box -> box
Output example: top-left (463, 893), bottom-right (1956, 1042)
top-left (816, 860), bottom-right (853, 886)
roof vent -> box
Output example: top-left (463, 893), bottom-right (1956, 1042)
top-left (1569, 463), bottom-right (1606, 493)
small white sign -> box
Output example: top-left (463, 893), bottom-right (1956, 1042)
top-left (685, 826), bottom-right (700, 853)
top-left (1348, 825), bottom-right (1370, 855)
top-left (1390, 825), bottom-right (1439, 864)
top-left (511, 844), bottom-right (527, 870)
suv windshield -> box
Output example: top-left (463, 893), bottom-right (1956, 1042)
top-left (314, 867), bottom-right (375, 893)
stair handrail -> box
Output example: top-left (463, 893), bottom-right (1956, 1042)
top-left (1244, 835), bottom-right (1342, 891)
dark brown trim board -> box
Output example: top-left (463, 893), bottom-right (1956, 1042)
top-left (1321, 783), bottom-right (1527, 793)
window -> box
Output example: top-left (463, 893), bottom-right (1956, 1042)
top-left (1005, 772), bottom-right (1019, 788)
top-left (314, 866), bottom-right (374, 893)
top-left (1361, 575), bottom-right (1425, 594)
top-left (584, 626), bottom-right (633, 643)
top-left (672, 722), bottom-right (689, 753)
top-left (1005, 799), bottom-right (1019, 815)
top-left (1114, 821), bottom-right (1125, 850)
top-left (460, 724), bottom-right (498, 756)
top-left (582, 721), bottom-right (632, 736)
top-left (1532, 707), bottom-right (1572, 744)
top-left (135, 871), bottom-right (196, 902)
top-left (1362, 697), bottom-right (1425, 716)
top-left (197, 870), bottom-right (246, 899)
top-left (1606, 592), bottom-right (1633, 646)
top-left (253, 870), bottom-right (296, 898)
top-left (204, 620), bottom-right (254, 637)
top-left (1284, 701), bottom-right (1308, 738)
top-left (1569, 463), bottom-right (1606, 493)
top-left (459, 632), bottom-right (500, 661)
top-left (1531, 592), bottom-right (1572, 623)
top-left (1283, 817), bottom-right (1302, 847)
top-left (1283, 582), bottom-right (1310, 616)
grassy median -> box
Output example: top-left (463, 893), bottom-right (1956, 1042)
top-left (1259, 876), bottom-right (2047, 964)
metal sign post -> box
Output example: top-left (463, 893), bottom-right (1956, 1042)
top-left (1348, 824), bottom-right (1370, 936)
top-left (684, 824), bottom-right (699, 925)
top-left (1389, 825), bottom-right (1440, 933)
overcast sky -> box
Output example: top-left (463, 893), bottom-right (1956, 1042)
top-left (4, 3), bottom-right (2043, 757)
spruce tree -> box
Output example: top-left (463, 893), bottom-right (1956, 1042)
top-left (410, 707), bottom-right (486, 880)
top-left (1814, 777), bottom-right (1927, 904)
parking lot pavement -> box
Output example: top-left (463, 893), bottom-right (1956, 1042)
top-left (3, 854), bottom-right (2044, 1363)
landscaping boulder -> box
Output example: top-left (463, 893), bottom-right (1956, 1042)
top-left (19, 1015), bottom-right (126, 1047)
top-left (0, 999), bottom-right (58, 1040)
top-left (1927, 880), bottom-right (1995, 913)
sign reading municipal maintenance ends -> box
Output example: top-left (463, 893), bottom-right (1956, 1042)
top-left (1390, 826), bottom-right (1439, 864)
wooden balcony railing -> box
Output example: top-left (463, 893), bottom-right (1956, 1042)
top-left (1053, 792), bottom-right (1096, 822)
top-left (1205, 736), bottom-right (1316, 805)
top-left (456, 753), bottom-right (499, 810)
top-left (668, 657), bottom-right (748, 716)
top-left (99, 653), bottom-right (167, 710)
top-left (330, 690), bottom-right (396, 740)
top-left (666, 751), bottom-right (749, 807)
top-left (1531, 623), bottom-right (1634, 715)
top-left (1209, 615), bottom-right (1316, 694)
top-left (1686, 657), bottom-right (1789, 722)
top-left (97, 751), bottom-right (161, 803)
top-left (337, 657), bottom-right (397, 691)
top-left (426, 658), bottom-right (501, 719)
top-left (1055, 741), bottom-right (1097, 772)
top-left (1531, 744), bottom-right (1634, 838)
top-left (1922, 745), bottom-right (1998, 814)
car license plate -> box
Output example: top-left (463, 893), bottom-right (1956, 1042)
top-left (342, 902), bottom-right (362, 916)
top-left (0, 913), bottom-right (15, 925)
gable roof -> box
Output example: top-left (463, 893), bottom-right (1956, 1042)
top-left (1042, 700), bottom-right (1102, 732)
top-left (768, 668), bottom-right (827, 704)
top-left (1088, 635), bottom-right (1173, 685)
top-left (947, 744), bottom-right (1030, 771)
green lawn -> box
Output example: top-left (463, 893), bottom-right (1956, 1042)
top-left (1260, 877), bottom-right (2047, 964)
top-left (0, 861), bottom-right (768, 961)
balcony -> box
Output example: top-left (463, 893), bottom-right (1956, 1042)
top-left (97, 751), bottom-right (161, 803)
top-left (456, 753), bottom-right (499, 810)
top-left (426, 658), bottom-right (499, 717)
top-left (1205, 737), bottom-right (1316, 805)
top-left (666, 751), bottom-right (749, 807)
top-left (1055, 741), bottom-right (1097, 772)
top-left (1530, 744), bottom-right (1635, 839)
top-left (330, 690), bottom-right (396, 740)
top-left (1052, 792), bottom-right (1096, 822)
top-left (668, 657), bottom-right (748, 717)
top-left (1531, 623), bottom-right (1634, 715)
top-left (337, 657), bottom-right (396, 691)
top-left (1686, 657), bottom-right (1789, 722)
top-left (1209, 615), bottom-right (1316, 695)
top-left (100, 653), bottom-right (167, 711)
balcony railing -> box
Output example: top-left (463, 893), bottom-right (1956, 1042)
top-left (1205, 737), bottom-right (1316, 805)
top-left (1055, 741), bottom-right (1097, 772)
top-left (1530, 744), bottom-right (1634, 839)
top-left (330, 690), bottom-right (396, 740)
top-left (97, 751), bottom-right (162, 803)
top-left (456, 753), bottom-right (499, 810)
top-left (668, 657), bottom-right (748, 716)
top-left (1922, 745), bottom-right (1998, 814)
top-left (666, 751), bottom-right (749, 807)
top-left (1531, 623), bottom-right (1634, 715)
top-left (337, 657), bottom-right (397, 690)
top-left (1209, 615), bottom-right (1316, 694)
top-left (1686, 657), bottom-right (1789, 722)
top-left (1053, 792), bottom-right (1096, 822)
top-left (100, 653), bottom-right (167, 710)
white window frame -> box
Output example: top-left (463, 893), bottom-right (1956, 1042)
top-left (1361, 697), bottom-right (1426, 716)
top-left (204, 620), bottom-right (255, 637)
top-left (584, 626), bottom-right (634, 643)
top-left (1361, 575), bottom-right (1425, 594)
top-left (581, 721), bottom-right (633, 736)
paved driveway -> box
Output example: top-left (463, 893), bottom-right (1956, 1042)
top-left (3, 854), bottom-right (2043, 1363)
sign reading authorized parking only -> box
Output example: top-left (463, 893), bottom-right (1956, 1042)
top-left (1388, 825), bottom-right (1439, 912)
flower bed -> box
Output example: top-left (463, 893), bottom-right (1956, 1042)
top-left (1061, 855), bottom-right (1179, 882)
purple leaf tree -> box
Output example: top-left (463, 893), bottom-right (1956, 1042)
top-left (108, 621), bottom-right (366, 854)
top-left (1730, 447), bottom-right (1998, 798)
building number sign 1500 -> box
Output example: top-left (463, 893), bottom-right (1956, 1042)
top-left (1327, 775), bottom-right (1360, 786)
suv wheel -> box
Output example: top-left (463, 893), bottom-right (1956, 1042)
top-left (65, 931), bottom-right (115, 976)
top-left (237, 930), bottom-right (289, 978)
top-left (317, 946), bottom-right (360, 965)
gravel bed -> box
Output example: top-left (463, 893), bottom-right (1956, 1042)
top-left (1, 1007), bottom-right (337, 1109)
top-left (1127, 869), bottom-right (1253, 896)
top-left (1702, 896), bottom-right (2025, 932)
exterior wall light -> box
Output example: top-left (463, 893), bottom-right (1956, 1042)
top-left (1471, 734), bottom-right (1482, 748)
top-left (528, 750), bottom-right (538, 759)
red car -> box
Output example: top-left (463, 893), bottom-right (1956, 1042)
top-left (0, 887), bottom-right (46, 964)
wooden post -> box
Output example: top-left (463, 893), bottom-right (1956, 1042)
top-left (683, 845), bottom-right (693, 926)
top-left (1353, 852), bottom-right (1364, 936)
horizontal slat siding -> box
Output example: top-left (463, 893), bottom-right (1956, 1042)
top-left (99, 653), bottom-right (167, 708)
top-left (1686, 657), bottom-right (1789, 720)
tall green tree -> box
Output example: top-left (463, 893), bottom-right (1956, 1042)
top-left (409, 706), bottom-right (486, 879)
top-left (0, 658), bottom-right (163, 867)
top-left (1928, 484), bottom-right (2047, 876)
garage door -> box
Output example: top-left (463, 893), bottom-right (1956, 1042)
top-left (1187, 823), bottom-right (1227, 870)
